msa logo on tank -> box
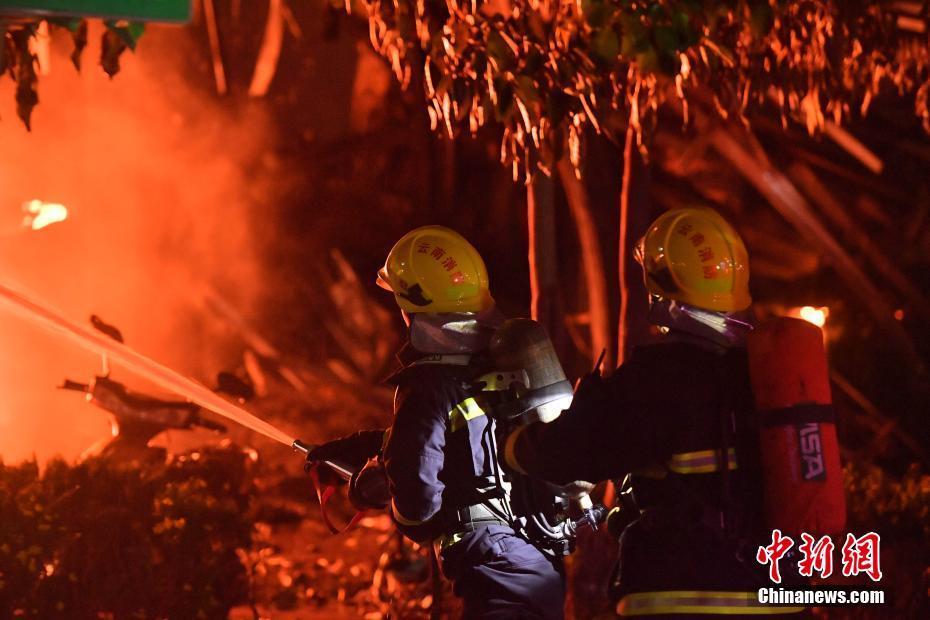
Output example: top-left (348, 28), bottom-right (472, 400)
top-left (797, 422), bottom-right (826, 481)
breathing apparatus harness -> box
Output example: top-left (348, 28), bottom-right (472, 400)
top-left (402, 320), bottom-right (606, 556)
top-left (302, 320), bottom-right (607, 551)
top-left (467, 318), bottom-right (607, 556)
top-left (382, 353), bottom-right (512, 544)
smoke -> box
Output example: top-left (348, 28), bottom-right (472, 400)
top-left (0, 23), bottom-right (281, 463)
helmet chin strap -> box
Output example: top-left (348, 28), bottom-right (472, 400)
top-left (648, 298), bottom-right (754, 348)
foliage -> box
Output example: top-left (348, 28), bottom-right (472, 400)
top-left (355, 0), bottom-right (930, 176)
top-left (0, 447), bottom-right (254, 618)
top-left (0, 19), bottom-right (143, 130)
top-left (844, 461), bottom-right (930, 617)
top-left (0, 441), bottom-right (926, 617)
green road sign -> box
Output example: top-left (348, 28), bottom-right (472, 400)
top-left (0, 0), bottom-right (190, 22)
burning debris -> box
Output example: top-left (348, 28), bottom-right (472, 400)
top-left (0, 280), bottom-right (297, 449)
top-left (62, 374), bottom-right (226, 458)
top-left (0, 254), bottom-right (443, 618)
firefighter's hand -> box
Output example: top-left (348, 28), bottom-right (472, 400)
top-left (348, 460), bottom-right (390, 511)
top-left (307, 430), bottom-right (385, 469)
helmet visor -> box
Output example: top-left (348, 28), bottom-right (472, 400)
top-left (633, 235), bottom-right (647, 267)
top-left (375, 267), bottom-right (394, 292)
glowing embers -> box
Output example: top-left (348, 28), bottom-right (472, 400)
top-left (790, 305), bottom-right (830, 328)
top-left (22, 199), bottom-right (68, 231)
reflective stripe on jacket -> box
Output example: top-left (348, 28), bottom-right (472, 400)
top-left (617, 590), bottom-right (804, 616)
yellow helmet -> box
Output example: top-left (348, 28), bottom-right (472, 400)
top-left (634, 207), bottom-right (751, 312)
top-left (377, 225), bottom-right (494, 313)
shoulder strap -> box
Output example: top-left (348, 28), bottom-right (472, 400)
top-left (386, 353), bottom-right (477, 385)
top-left (405, 353), bottom-right (473, 368)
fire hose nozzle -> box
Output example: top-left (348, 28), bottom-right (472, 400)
top-left (294, 439), bottom-right (356, 482)
top-left (572, 492), bottom-right (603, 528)
top-left (292, 439), bottom-right (313, 455)
top-left (583, 506), bottom-right (602, 530)
top-left (559, 502), bottom-right (608, 538)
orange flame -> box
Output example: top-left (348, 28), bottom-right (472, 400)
top-left (22, 200), bottom-right (68, 231)
top-left (792, 305), bottom-right (829, 328)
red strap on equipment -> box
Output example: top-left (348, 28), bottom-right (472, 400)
top-left (307, 462), bottom-right (365, 534)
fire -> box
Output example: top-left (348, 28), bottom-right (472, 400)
top-left (0, 22), bottom-right (273, 465)
top-left (22, 199), bottom-right (68, 231)
top-left (795, 305), bottom-right (829, 327)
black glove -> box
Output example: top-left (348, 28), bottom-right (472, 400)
top-left (307, 429), bottom-right (385, 469)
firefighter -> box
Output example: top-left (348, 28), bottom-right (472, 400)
top-left (502, 207), bottom-right (806, 617)
top-left (310, 225), bottom-right (565, 619)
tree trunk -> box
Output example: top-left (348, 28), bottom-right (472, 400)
top-left (617, 123), bottom-right (635, 366)
top-left (615, 124), bottom-right (653, 367)
top-left (527, 174), bottom-right (559, 330)
top-left (556, 156), bottom-right (613, 369)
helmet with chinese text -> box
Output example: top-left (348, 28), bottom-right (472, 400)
top-left (634, 207), bottom-right (751, 313)
top-left (377, 225), bottom-right (494, 314)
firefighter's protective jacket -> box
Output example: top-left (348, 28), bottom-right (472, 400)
top-left (504, 339), bottom-right (805, 617)
top-left (381, 348), bottom-right (506, 541)
top-left (382, 345), bottom-right (566, 619)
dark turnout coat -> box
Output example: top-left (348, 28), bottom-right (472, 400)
top-left (505, 339), bottom-right (805, 618)
top-left (382, 348), bottom-right (565, 619)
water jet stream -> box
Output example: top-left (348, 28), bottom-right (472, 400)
top-left (0, 280), bottom-right (295, 447)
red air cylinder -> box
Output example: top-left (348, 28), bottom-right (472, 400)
top-left (747, 317), bottom-right (846, 535)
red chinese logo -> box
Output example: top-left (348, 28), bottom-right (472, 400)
top-left (756, 529), bottom-right (794, 584)
top-left (841, 532), bottom-right (882, 582)
top-left (757, 531), bottom-right (882, 583)
top-left (798, 533), bottom-right (834, 579)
